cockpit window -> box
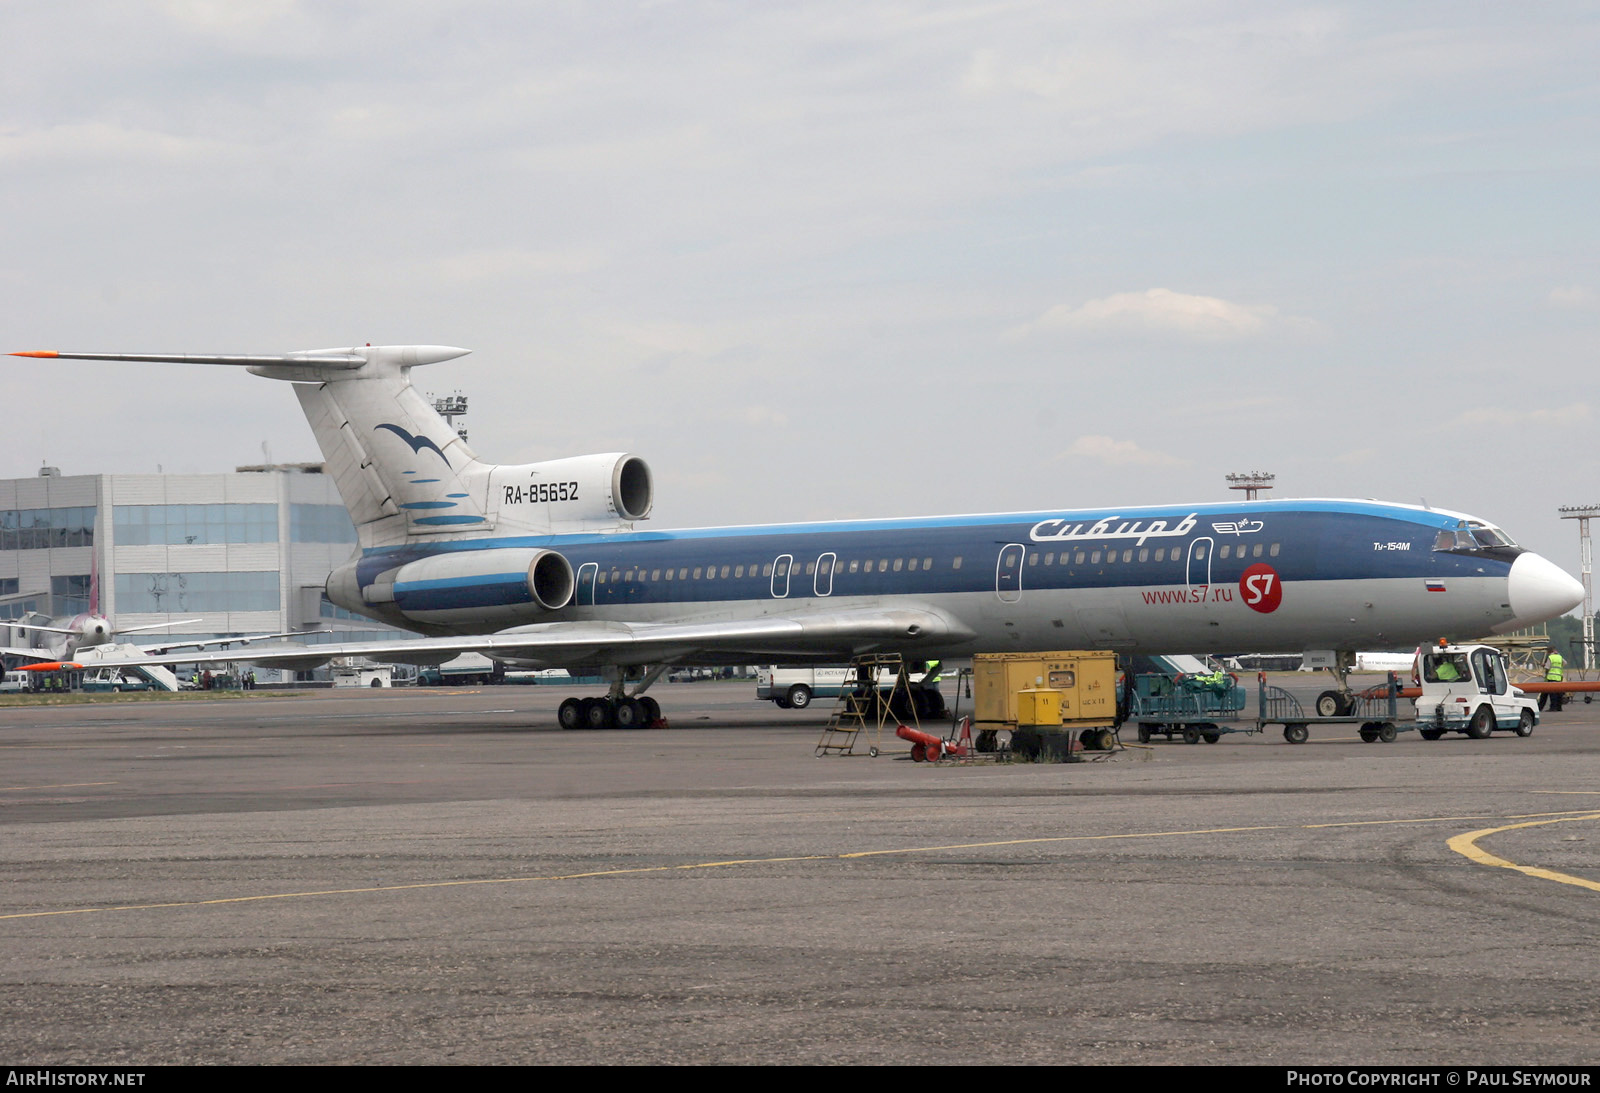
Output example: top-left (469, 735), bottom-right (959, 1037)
top-left (1433, 521), bottom-right (1521, 557)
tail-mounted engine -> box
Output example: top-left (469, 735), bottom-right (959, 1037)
top-left (488, 453), bottom-right (653, 532)
top-left (350, 547), bottom-right (575, 628)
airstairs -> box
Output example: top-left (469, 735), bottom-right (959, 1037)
top-left (814, 654), bottom-right (922, 757)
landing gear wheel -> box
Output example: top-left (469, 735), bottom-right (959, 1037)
top-left (1137, 724), bottom-right (1152, 744)
top-left (558, 697), bottom-right (584, 731)
top-left (1284, 724), bottom-right (1309, 745)
top-left (582, 697), bottom-right (614, 731)
top-left (1316, 690), bottom-right (1346, 718)
top-left (640, 696), bottom-right (661, 723)
top-left (614, 698), bottom-right (646, 729)
top-left (1516, 710), bottom-right (1535, 737)
top-left (1467, 706), bottom-right (1495, 739)
top-left (786, 684), bottom-right (812, 710)
top-left (1182, 726), bottom-right (1200, 745)
top-left (1378, 722), bottom-right (1397, 743)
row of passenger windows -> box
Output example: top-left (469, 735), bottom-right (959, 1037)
top-left (596, 556), bottom-right (958, 584)
top-left (592, 541), bottom-right (1284, 584)
top-left (1026, 542), bottom-right (1282, 566)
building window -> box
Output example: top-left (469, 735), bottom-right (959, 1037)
top-left (0, 507), bottom-right (96, 550)
top-left (291, 504), bottom-right (357, 544)
top-left (115, 504), bottom-right (278, 546)
top-left (115, 571), bottom-right (280, 613)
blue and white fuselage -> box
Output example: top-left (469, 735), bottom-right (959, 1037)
top-left (330, 498), bottom-right (1577, 667)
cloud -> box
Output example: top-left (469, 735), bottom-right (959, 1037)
top-left (1059, 435), bottom-right (1187, 468)
top-left (1548, 286), bottom-right (1598, 309)
top-left (1007, 288), bottom-right (1293, 341)
top-left (434, 247), bottom-right (609, 283)
top-left (1449, 404), bottom-right (1590, 429)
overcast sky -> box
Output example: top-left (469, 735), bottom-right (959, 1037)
top-left (4, 1), bottom-right (1598, 565)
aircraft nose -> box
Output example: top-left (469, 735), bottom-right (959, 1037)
top-left (1495, 552), bottom-right (1584, 632)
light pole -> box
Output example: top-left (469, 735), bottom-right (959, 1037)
top-left (1558, 505), bottom-right (1599, 670)
top-left (1226, 472), bottom-right (1275, 501)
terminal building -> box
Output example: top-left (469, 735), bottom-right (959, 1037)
top-left (0, 464), bottom-right (406, 656)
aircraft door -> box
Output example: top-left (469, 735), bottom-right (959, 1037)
top-left (815, 553), bottom-right (836, 597)
top-left (575, 562), bottom-right (598, 606)
top-left (1186, 537), bottom-right (1214, 594)
top-left (996, 543), bottom-right (1025, 603)
top-left (771, 554), bottom-right (792, 598)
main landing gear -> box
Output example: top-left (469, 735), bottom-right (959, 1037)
top-left (1314, 651), bottom-right (1359, 718)
top-left (557, 665), bottom-right (668, 730)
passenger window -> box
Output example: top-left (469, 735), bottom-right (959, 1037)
top-left (923, 557), bottom-right (932, 569)
top-left (1091, 551), bottom-right (1102, 563)
top-left (762, 564), bottom-right (772, 577)
top-left (1253, 544), bottom-right (1263, 558)
top-left (693, 567), bottom-right (703, 579)
top-left (1269, 543), bottom-right (1280, 557)
top-left (1075, 552), bottom-right (1085, 564)
top-left (651, 569), bottom-right (660, 581)
top-left (849, 560), bottom-right (859, 573)
top-left (1027, 552), bottom-right (1038, 566)
top-left (893, 558), bottom-right (903, 571)
top-left (1220, 545), bottom-right (1231, 559)
top-left (1044, 553), bottom-right (1054, 565)
top-left (1122, 549), bottom-right (1132, 563)
top-left (1154, 548), bottom-right (1164, 562)
top-left (1137, 549), bottom-right (1147, 562)
top-left (952, 556), bottom-right (963, 569)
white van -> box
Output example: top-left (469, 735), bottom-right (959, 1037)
top-left (1, 671), bottom-right (30, 693)
top-left (756, 665), bottom-right (932, 710)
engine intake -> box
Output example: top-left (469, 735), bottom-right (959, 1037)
top-left (391, 548), bottom-right (574, 625)
top-left (488, 453), bottom-right (653, 530)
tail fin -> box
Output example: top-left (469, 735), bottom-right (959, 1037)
top-left (11, 344), bottom-right (652, 547)
top-left (294, 365), bottom-right (492, 547)
top-left (12, 345), bottom-right (483, 549)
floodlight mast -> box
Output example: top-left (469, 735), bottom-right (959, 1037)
top-left (1225, 472), bottom-right (1275, 501)
top-left (1558, 504), bottom-right (1600, 670)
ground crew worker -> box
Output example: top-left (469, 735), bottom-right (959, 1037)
top-left (1546, 647), bottom-right (1566, 712)
top-left (1434, 657), bottom-right (1462, 682)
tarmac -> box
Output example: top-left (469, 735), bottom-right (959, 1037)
top-left (0, 677), bottom-right (1596, 1065)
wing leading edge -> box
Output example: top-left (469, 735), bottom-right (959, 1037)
top-left (57, 607), bottom-right (978, 672)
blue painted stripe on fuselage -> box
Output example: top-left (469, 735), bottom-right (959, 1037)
top-left (395, 572), bottom-right (533, 611)
top-left (353, 502), bottom-right (1516, 608)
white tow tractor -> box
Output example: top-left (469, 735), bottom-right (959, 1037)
top-left (1414, 643), bottom-right (1538, 740)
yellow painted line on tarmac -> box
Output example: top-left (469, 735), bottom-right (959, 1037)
top-left (0, 781), bottom-right (117, 792)
top-left (1446, 813), bottom-right (1600, 894)
top-left (6, 808), bottom-right (1600, 922)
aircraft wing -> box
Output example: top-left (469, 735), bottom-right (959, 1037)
top-left (60, 606), bottom-right (977, 671)
top-left (132, 629), bottom-right (333, 655)
top-left (0, 646), bottom-right (61, 663)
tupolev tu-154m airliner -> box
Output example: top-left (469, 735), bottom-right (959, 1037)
top-left (10, 345), bottom-right (1583, 729)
